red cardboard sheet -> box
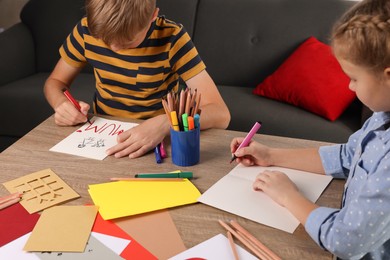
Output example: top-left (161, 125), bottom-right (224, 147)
top-left (92, 212), bottom-right (157, 260)
top-left (0, 203), bottom-right (40, 247)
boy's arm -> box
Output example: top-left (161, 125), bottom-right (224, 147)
top-left (44, 58), bottom-right (87, 125)
top-left (185, 70), bottom-right (231, 129)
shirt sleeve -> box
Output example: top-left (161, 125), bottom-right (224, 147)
top-left (305, 156), bottom-right (390, 259)
top-left (319, 127), bottom-right (364, 179)
top-left (59, 18), bottom-right (87, 68)
top-left (168, 26), bottom-right (206, 81)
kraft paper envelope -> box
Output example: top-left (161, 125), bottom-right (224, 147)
top-left (3, 168), bottom-right (80, 214)
top-left (24, 205), bottom-right (98, 252)
top-left (88, 179), bottom-right (201, 220)
top-left (113, 210), bottom-right (185, 260)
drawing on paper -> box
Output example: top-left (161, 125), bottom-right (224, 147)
top-left (49, 116), bottom-right (138, 160)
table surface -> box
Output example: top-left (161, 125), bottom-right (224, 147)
top-left (0, 116), bottom-right (344, 259)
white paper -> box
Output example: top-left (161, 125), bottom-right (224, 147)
top-left (169, 234), bottom-right (257, 260)
top-left (50, 117), bottom-right (137, 160)
top-left (0, 233), bottom-right (39, 260)
top-left (198, 164), bottom-right (333, 233)
top-left (91, 232), bottom-right (130, 255)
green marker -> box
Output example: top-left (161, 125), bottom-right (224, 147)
top-left (182, 113), bottom-right (189, 131)
top-left (135, 171), bottom-right (193, 179)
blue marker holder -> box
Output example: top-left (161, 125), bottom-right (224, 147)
top-left (170, 127), bottom-right (200, 167)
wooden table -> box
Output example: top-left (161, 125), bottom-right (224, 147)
top-left (0, 116), bottom-right (344, 259)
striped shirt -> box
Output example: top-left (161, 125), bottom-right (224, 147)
top-left (60, 16), bottom-right (206, 119)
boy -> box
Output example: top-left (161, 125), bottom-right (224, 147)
top-left (44, 0), bottom-right (230, 158)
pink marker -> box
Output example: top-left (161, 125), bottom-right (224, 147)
top-left (159, 141), bottom-right (167, 158)
top-left (230, 121), bottom-right (262, 163)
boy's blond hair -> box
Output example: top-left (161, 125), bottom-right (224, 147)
top-left (331, 0), bottom-right (390, 74)
top-left (85, 0), bottom-right (156, 46)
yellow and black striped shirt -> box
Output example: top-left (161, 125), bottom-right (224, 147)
top-left (60, 16), bottom-right (206, 119)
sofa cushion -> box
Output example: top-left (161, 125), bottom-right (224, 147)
top-left (253, 36), bottom-right (355, 121)
top-left (193, 0), bottom-right (354, 87)
top-left (218, 85), bottom-right (361, 143)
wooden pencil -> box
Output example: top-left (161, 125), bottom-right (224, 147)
top-left (192, 93), bottom-right (201, 116)
top-left (227, 231), bottom-right (240, 260)
top-left (230, 220), bottom-right (281, 260)
top-left (0, 192), bottom-right (22, 210)
top-left (185, 89), bottom-right (192, 115)
top-left (162, 98), bottom-right (172, 126)
top-left (218, 220), bottom-right (269, 260)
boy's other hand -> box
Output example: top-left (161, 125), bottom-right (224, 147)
top-left (106, 115), bottom-right (170, 159)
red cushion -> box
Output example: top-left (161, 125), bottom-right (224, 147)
top-left (252, 36), bottom-right (355, 121)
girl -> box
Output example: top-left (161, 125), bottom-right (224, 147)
top-left (230, 0), bottom-right (390, 258)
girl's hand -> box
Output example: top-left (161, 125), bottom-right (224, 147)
top-left (230, 138), bottom-right (272, 166)
top-left (253, 170), bottom-right (299, 207)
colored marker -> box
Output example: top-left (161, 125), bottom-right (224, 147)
top-left (154, 145), bottom-right (162, 164)
top-left (230, 121), bottom-right (262, 163)
top-left (62, 88), bottom-right (91, 124)
top-left (188, 116), bottom-right (194, 130)
top-left (171, 111), bottom-right (180, 131)
top-left (194, 114), bottom-right (200, 129)
top-left (159, 141), bottom-right (167, 158)
top-left (182, 113), bottom-right (189, 131)
top-left (135, 172), bottom-right (193, 179)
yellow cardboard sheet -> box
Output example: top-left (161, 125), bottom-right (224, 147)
top-left (3, 168), bottom-right (80, 213)
top-left (88, 179), bottom-right (201, 220)
top-left (24, 205), bottom-right (98, 252)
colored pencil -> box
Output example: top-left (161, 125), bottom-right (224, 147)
top-left (0, 192), bottom-right (22, 210)
top-left (230, 220), bottom-right (281, 260)
top-left (227, 231), bottom-right (240, 260)
top-left (218, 220), bottom-right (271, 260)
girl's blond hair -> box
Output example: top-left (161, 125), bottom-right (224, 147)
top-left (85, 0), bottom-right (156, 46)
top-left (331, 0), bottom-right (390, 74)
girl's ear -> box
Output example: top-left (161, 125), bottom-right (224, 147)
top-left (384, 68), bottom-right (390, 86)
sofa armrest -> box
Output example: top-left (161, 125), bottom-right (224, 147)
top-left (0, 23), bottom-right (35, 86)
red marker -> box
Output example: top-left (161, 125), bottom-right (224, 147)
top-left (62, 88), bottom-right (91, 124)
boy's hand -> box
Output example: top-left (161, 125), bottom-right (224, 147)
top-left (54, 100), bottom-right (90, 126)
top-left (230, 138), bottom-right (272, 166)
top-left (253, 170), bottom-right (299, 207)
top-left (106, 115), bottom-right (170, 159)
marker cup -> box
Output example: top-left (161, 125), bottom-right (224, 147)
top-left (170, 127), bottom-right (200, 167)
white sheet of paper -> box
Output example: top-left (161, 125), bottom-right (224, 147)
top-left (91, 232), bottom-right (130, 255)
top-left (0, 233), bottom-right (39, 260)
top-left (198, 164), bottom-right (333, 233)
top-left (50, 117), bottom-right (137, 160)
top-left (169, 233), bottom-right (257, 260)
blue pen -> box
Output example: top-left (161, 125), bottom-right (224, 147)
top-left (154, 144), bottom-right (162, 164)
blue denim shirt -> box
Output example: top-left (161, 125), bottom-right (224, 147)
top-left (305, 112), bottom-right (390, 259)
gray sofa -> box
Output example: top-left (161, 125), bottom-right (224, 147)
top-left (0, 0), bottom-right (361, 152)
